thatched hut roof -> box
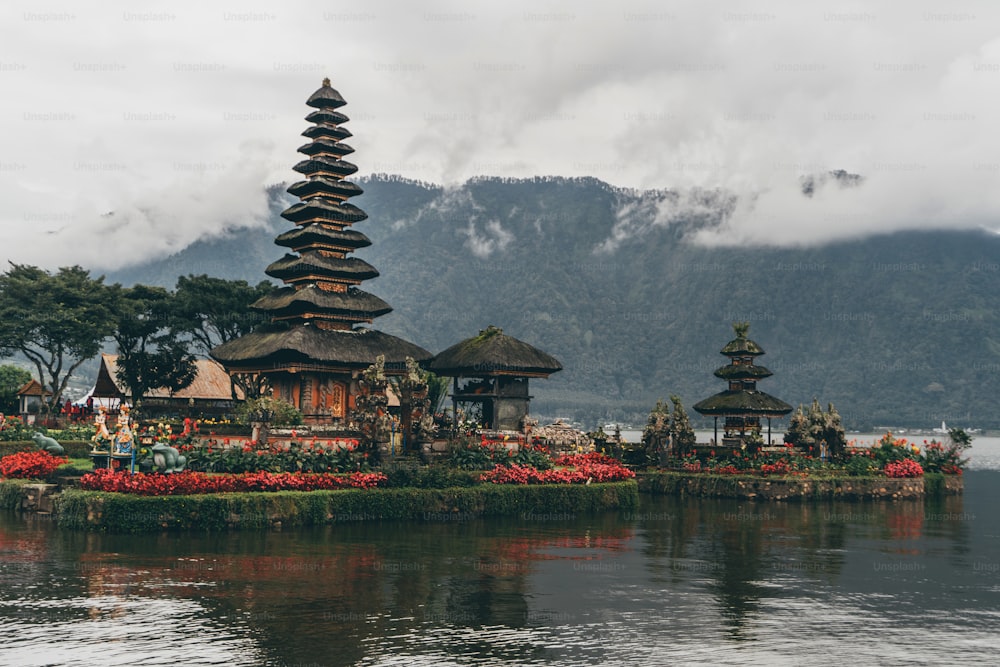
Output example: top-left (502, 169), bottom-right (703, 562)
top-left (693, 390), bottom-right (792, 417)
top-left (93, 354), bottom-right (243, 401)
top-left (428, 325), bottom-right (562, 377)
top-left (211, 325), bottom-right (431, 372)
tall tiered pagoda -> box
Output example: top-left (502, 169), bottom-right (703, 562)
top-left (211, 79), bottom-right (431, 424)
top-left (693, 322), bottom-right (792, 449)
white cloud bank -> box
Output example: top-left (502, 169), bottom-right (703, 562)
top-left (1, 0), bottom-right (999, 268)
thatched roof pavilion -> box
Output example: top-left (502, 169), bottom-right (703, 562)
top-left (428, 326), bottom-right (561, 431)
top-left (211, 79), bottom-right (430, 425)
top-left (693, 322), bottom-right (792, 448)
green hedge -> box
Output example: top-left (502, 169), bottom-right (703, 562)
top-left (54, 481), bottom-right (639, 533)
top-left (0, 478), bottom-right (34, 510)
top-left (923, 472), bottom-right (945, 496)
top-left (0, 441), bottom-right (94, 459)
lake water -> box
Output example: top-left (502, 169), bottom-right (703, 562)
top-left (2, 436), bottom-right (999, 666)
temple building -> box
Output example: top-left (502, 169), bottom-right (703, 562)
top-left (428, 326), bottom-right (562, 431)
top-left (693, 322), bottom-right (792, 449)
top-left (90, 354), bottom-right (241, 419)
top-left (211, 79), bottom-right (431, 425)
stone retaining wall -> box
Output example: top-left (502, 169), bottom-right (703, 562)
top-left (638, 471), bottom-right (963, 500)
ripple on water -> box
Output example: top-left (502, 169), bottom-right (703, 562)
top-left (0, 595), bottom-right (264, 667)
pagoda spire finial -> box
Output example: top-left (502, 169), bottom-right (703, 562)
top-left (322, 77), bottom-right (331, 87)
top-left (733, 321), bottom-right (750, 338)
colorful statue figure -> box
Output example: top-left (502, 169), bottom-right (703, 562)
top-left (114, 405), bottom-right (134, 455)
top-left (92, 406), bottom-right (112, 452)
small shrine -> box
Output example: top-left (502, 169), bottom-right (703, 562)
top-left (211, 79), bottom-right (431, 425)
top-left (693, 322), bottom-right (792, 450)
top-left (428, 326), bottom-right (562, 431)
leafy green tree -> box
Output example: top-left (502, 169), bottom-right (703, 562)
top-left (0, 364), bottom-right (31, 413)
top-left (110, 284), bottom-right (197, 414)
top-left (425, 371), bottom-right (450, 415)
top-left (669, 395), bottom-right (697, 456)
top-left (172, 274), bottom-right (276, 399)
top-left (172, 274), bottom-right (275, 354)
top-left (948, 427), bottom-right (972, 450)
top-left (0, 264), bottom-right (116, 414)
top-left (235, 395), bottom-right (303, 426)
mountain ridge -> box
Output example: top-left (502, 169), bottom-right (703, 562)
top-left (104, 174), bottom-right (1000, 430)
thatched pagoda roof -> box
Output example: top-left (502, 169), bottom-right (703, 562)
top-left (721, 321), bottom-right (765, 356)
top-left (297, 140), bottom-right (354, 158)
top-left (211, 325), bottom-right (431, 371)
top-left (428, 325), bottom-right (562, 377)
top-left (287, 177), bottom-right (363, 201)
top-left (265, 253), bottom-right (379, 283)
top-left (253, 285), bottom-right (392, 320)
top-left (693, 390), bottom-right (792, 416)
top-left (302, 124), bottom-right (350, 141)
top-left (274, 225), bottom-right (371, 252)
top-left (280, 200), bottom-right (367, 225)
top-left (714, 364), bottom-right (773, 380)
top-left (303, 111), bottom-right (352, 137)
top-left (292, 157), bottom-right (358, 178)
top-left (306, 79), bottom-right (347, 110)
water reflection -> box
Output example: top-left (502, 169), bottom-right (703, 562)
top-left (0, 475), bottom-right (997, 666)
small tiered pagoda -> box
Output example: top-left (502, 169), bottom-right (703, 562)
top-left (428, 326), bottom-right (562, 431)
top-left (693, 322), bottom-right (792, 449)
top-left (211, 79), bottom-right (431, 424)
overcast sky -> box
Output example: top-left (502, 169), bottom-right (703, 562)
top-left (2, 0), bottom-right (999, 269)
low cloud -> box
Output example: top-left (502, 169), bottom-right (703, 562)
top-left (464, 219), bottom-right (514, 258)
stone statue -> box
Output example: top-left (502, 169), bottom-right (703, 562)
top-left (151, 441), bottom-right (187, 474)
top-left (32, 431), bottom-right (64, 456)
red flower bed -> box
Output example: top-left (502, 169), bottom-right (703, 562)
top-left (79, 468), bottom-right (387, 495)
top-left (552, 452), bottom-right (620, 467)
top-left (479, 459), bottom-right (635, 485)
top-left (0, 451), bottom-right (69, 479)
top-left (884, 459), bottom-right (924, 478)
top-left (759, 460), bottom-right (789, 476)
